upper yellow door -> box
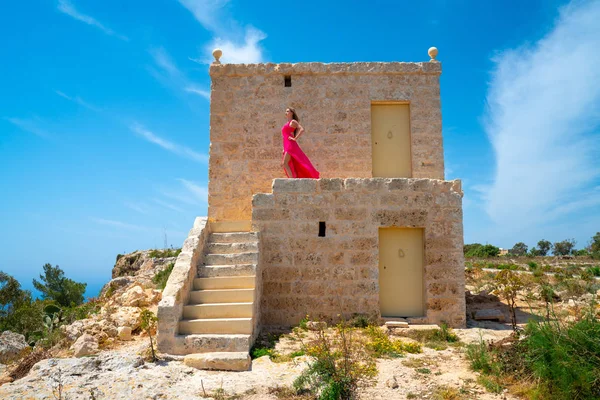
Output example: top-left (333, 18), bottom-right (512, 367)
top-left (379, 227), bottom-right (424, 317)
top-left (371, 104), bottom-right (412, 177)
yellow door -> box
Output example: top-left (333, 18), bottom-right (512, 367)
top-left (371, 104), bottom-right (412, 177)
top-left (379, 227), bottom-right (424, 317)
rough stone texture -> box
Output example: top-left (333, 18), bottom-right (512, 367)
top-left (183, 352), bottom-right (251, 371)
top-left (208, 61), bottom-right (444, 223)
top-left (0, 331), bottom-right (28, 364)
top-left (252, 178), bottom-right (466, 328)
top-left (157, 217), bottom-right (211, 355)
top-left (70, 333), bottom-right (98, 357)
top-left (121, 285), bottom-right (147, 307)
top-left (117, 327), bottom-right (132, 341)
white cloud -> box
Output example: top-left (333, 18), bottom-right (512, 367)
top-left (55, 90), bottom-right (101, 112)
top-left (124, 201), bottom-right (151, 214)
top-left (177, 0), bottom-right (231, 34)
top-left (184, 87), bottom-right (211, 100)
top-left (153, 199), bottom-right (185, 213)
top-left (179, 0), bottom-right (266, 64)
top-left (57, 0), bottom-right (128, 41)
top-left (177, 178), bottom-right (208, 203)
top-left (148, 47), bottom-right (210, 100)
top-left (206, 28), bottom-right (266, 64)
top-left (130, 122), bottom-right (208, 163)
top-left (483, 0), bottom-right (600, 228)
top-left (91, 218), bottom-right (145, 231)
top-left (5, 117), bottom-right (51, 138)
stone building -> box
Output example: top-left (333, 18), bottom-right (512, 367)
top-left (158, 48), bottom-right (466, 371)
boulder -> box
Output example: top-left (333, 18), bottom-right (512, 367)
top-left (100, 277), bottom-right (133, 298)
top-left (70, 334), bottom-right (98, 357)
top-left (0, 331), bottom-right (29, 363)
top-left (474, 309), bottom-right (506, 322)
top-left (117, 327), bottom-right (132, 341)
top-left (121, 285), bottom-right (147, 307)
top-left (112, 307), bottom-right (142, 331)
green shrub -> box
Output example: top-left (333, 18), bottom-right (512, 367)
top-left (522, 317), bottom-right (600, 399)
top-left (152, 263), bottom-right (175, 290)
top-left (293, 320), bottom-right (377, 399)
top-left (148, 248), bottom-right (181, 259)
top-left (527, 261), bottom-right (538, 271)
top-left (364, 326), bottom-right (422, 358)
top-left (586, 266), bottom-right (600, 277)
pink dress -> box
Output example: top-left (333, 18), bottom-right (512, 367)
top-left (281, 121), bottom-right (320, 178)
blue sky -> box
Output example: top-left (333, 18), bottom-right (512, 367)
top-left (1, 0), bottom-right (599, 298)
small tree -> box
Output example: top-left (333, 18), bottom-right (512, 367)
top-left (590, 232), bottom-right (600, 253)
top-left (465, 244), bottom-right (500, 258)
top-left (140, 309), bottom-right (158, 362)
top-left (491, 270), bottom-right (524, 332)
top-left (552, 239), bottom-right (576, 256)
top-left (509, 242), bottom-right (528, 256)
top-left (33, 264), bottom-right (86, 307)
top-left (537, 239), bottom-right (552, 256)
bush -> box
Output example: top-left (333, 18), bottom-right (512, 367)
top-left (523, 317), bottom-right (600, 399)
top-left (152, 263), bottom-right (175, 290)
top-left (148, 248), bottom-right (181, 259)
top-left (465, 244), bottom-right (500, 258)
top-left (364, 326), bottom-right (422, 357)
top-left (466, 316), bottom-right (600, 399)
top-left (293, 320), bottom-right (377, 399)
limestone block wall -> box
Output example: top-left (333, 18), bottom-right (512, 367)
top-left (251, 178), bottom-right (466, 328)
top-left (209, 62), bottom-right (444, 223)
top-left (157, 217), bottom-right (210, 354)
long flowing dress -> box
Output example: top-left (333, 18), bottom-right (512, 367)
top-left (281, 121), bottom-right (320, 178)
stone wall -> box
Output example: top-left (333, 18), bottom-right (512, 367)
top-left (251, 178), bottom-right (466, 328)
top-left (157, 217), bottom-right (210, 355)
top-left (209, 62), bottom-right (444, 223)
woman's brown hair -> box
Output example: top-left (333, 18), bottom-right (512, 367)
top-left (287, 107), bottom-right (299, 137)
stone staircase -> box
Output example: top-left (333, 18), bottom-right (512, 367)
top-left (181, 232), bottom-right (259, 371)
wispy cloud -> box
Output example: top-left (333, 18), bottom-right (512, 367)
top-left (148, 47), bottom-right (210, 100)
top-left (124, 201), bottom-right (151, 214)
top-left (55, 90), bottom-right (101, 112)
top-left (5, 117), bottom-right (51, 138)
top-left (153, 199), bottom-right (185, 213)
top-left (184, 87), bottom-right (211, 100)
top-left (91, 217), bottom-right (145, 231)
top-left (177, 178), bottom-right (208, 202)
top-left (178, 0), bottom-right (267, 64)
top-left (483, 0), bottom-right (600, 227)
top-left (130, 122), bottom-right (208, 163)
top-left (57, 0), bottom-right (128, 41)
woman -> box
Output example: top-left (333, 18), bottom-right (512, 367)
top-left (281, 107), bottom-right (320, 179)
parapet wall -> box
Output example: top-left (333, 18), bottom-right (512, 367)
top-left (251, 178), bottom-right (466, 328)
top-left (209, 61), bottom-right (444, 223)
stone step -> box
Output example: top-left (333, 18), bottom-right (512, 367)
top-left (179, 318), bottom-right (253, 335)
top-left (199, 264), bottom-right (257, 277)
top-left (184, 352), bottom-right (251, 371)
top-left (205, 252), bottom-right (258, 266)
top-left (178, 334), bottom-right (251, 354)
top-left (190, 288), bottom-right (254, 304)
top-left (194, 276), bottom-right (256, 290)
top-left (183, 302), bottom-right (253, 319)
top-left (207, 242), bottom-right (258, 254)
top-left (209, 232), bottom-right (258, 244)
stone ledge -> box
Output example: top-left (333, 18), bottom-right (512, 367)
top-left (210, 61), bottom-right (442, 77)
top-left (267, 178), bottom-right (463, 197)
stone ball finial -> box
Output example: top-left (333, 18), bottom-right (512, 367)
top-left (428, 47), bottom-right (438, 61)
top-left (212, 48), bottom-right (223, 64)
